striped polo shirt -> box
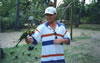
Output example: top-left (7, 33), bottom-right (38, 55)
top-left (32, 22), bottom-right (70, 63)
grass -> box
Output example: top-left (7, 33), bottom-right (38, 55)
top-left (63, 33), bottom-right (99, 63)
top-left (64, 40), bottom-right (97, 63)
top-left (71, 34), bottom-right (90, 42)
top-left (0, 43), bottom-right (41, 63)
top-left (64, 44), bottom-right (95, 63)
top-left (0, 36), bottom-right (96, 63)
top-left (72, 36), bottom-right (90, 41)
top-left (78, 24), bottom-right (100, 31)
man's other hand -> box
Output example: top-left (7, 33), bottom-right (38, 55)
top-left (25, 35), bottom-right (33, 44)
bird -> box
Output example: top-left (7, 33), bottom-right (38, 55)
top-left (27, 53), bottom-right (31, 56)
top-left (35, 57), bottom-right (38, 60)
top-left (35, 48), bottom-right (37, 50)
top-left (15, 29), bottom-right (35, 47)
top-left (22, 52), bottom-right (24, 56)
top-left (9, 51), bottom-right (14, 55)
top-left (28, 45), bottom-right (34, 51)
top-left (15, 55), bottom-right (18, 59)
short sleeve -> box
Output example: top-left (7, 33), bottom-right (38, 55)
top-left (64, 29), bottom-right (71, 45)
top-left (32, 24), bottom-right (43, 45)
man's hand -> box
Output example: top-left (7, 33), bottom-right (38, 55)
top-left (25, 35), bottom-right (33, 44)
top-left (54, 39), bottom-right (63, 44)
top-left (54, 39), bottom-right (69, 44)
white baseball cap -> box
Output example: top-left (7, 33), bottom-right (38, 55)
top-left (45, 7), bottom-right (56, 14)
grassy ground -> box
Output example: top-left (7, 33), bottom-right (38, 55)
top-left (78, 24), bottom-right (100, 31)
top-left (0, 36), bottom-right (96, 63)
top-left (0, 24), bottom-right (100, 63)
top-left (64, 37), bottom-right (95, 63)
top-left (0, 44), bottom-right (41, 63)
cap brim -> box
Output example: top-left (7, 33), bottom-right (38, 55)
top-left (44, 12), bottom-right (55, 15)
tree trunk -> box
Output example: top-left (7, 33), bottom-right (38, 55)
top-left (0, 48), bottom-right (5, 59)
top-left (75, 0), bottom-right (85, 27)
top-left (16, 0), bottom-right (20, 30)
top-left (0, 17), bottom-right (1, 32)
top-left (70, 6), bottom-right (73, 40)
top-left (97, 0), bottom-right (100, 3)
top-left (54, 0), bottom-right (57, 8)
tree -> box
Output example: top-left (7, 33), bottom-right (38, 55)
top-left (75, 0), bottom-right (85, 27)
top-left (0, 0), bottom-right (51, 30)
top-left (16, 0), bottom-right (20, 30)
top-left (0, 0), bottom-right (16, 31)
top-left (54, 0), bottom-right (57, 7)
top-left (83, 0), bottom-right (100, 24)
top-left (57, 0), bottom-right (80, 21)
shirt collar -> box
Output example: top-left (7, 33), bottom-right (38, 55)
top-left (45, 22), bottom-right (61, 27)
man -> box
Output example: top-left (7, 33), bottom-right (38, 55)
top-left (26, 7), bottom-right (70, 63)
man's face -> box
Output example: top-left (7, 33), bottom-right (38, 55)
top-left (45, 14), bottom-right (57, 24)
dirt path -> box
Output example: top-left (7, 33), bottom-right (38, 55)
top-left (0, 31), bottom-right (26, 48)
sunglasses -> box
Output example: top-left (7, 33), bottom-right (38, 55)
top-left (54, 32), bottom-right (63, 45)
top-left (54, 32), bottom-right (57, 39)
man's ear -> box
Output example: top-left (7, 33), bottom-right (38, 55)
top-left (55, 14), bottom-right (57, 17)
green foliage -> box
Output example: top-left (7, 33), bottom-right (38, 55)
top-left (80, 1), bottom-right (100, 24)
top-left (0, 0), bottom-right (16, 16)
top-left (57, 0), bottom-right (100, 24)
top-left (57, 0), bottom-right (80, 21)
top-left (0, 0), bottom-right (49, 31)
top-left (0, 0), bottom-right (16, 31)
top-left (1, 0), bottom-right (100, 31)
